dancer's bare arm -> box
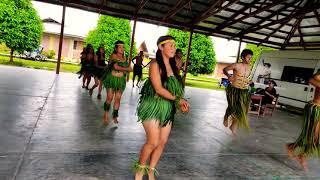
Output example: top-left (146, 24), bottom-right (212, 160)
top-left (110, 54), bottom-right (132, 72)
top-left (223, 63), bottom-right (237, 81)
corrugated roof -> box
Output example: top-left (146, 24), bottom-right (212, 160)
top-left (34, 0), bottom-right (320, 50)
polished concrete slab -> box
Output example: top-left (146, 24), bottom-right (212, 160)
top-left (1, 65), bottom-right (320, 180)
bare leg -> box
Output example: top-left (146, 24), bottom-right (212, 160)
top-left (113, 91), bottom-right (122, 123)
top-left (97, 79), bottom-right (103, 99)
top-left (137, 75), bottom-right (142, 87)
top-left (148, 123), bottom-right (172, 180)
top-left (135, 121), bottom-right (160, 180)
top-left (82, 73), bottom-right (86, 88)
top-left (229, 118), bottom-right (238, 137)
top-left (103, 88), bottom-right (114, 125)
top-left (86, 75), bottom-right (91, 89)
top-left (286, 144), bottom-right (295, 159)
top-left (132, 74), bottom-right (136, 87)
top-left (89, 77), bottom-right (99, 96)
top-left (297, 154), bottom-right (308, 172)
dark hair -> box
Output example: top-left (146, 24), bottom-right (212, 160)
top-left (155, 35), bottom-right (179, 83)
top-left (96, 46), bottom-right (105, 61)
top-left (85, 44), bottom-right (94, 57)
top-left (176, 49), bottom-right (182, 54)
top-left (269, 80), bottom-right (277, 86)
top-left (264, 63), bottom-right (271, 68)
top-left (113, 40), bottom-right (125, 54)
top-left (241, 49), bottom-right (253, 59)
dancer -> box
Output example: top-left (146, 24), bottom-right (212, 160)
top-left (89, 46), bottom-right (107, 99)
top-left (133, 36), bottom-right (190, 180)
top-left (78, 45), bottom-right (94, 89)
top-left (175, 49), bottom-right (183, 73)
top-left (286, 72), bottom-right (320, 171)
top-left (172, 49), bottom-right (183, 82)
top-left (77, 47), bottom-right (86, 79)
top-left (132, 51), bottom-right (144, 88)
top-left (223, 49), bottom-right (253, 136)
top-left (102, 40), bottom-right (132, 125)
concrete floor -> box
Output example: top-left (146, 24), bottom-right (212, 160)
top-left (1, 65), bottom-right (320, 180)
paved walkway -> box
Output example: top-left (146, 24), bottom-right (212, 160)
top-left (1, 65), bottom-right (319, 180)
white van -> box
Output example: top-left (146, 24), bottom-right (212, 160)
top-left (251, 50), bottom-right (320, 109)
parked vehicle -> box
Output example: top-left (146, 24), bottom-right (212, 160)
top-left (22, 46), bottom-right (46, 61)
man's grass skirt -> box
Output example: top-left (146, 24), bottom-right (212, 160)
top-left (287, 102), bottom-right (320, 157)
top-left (224, 85), bottom-right (250, 130)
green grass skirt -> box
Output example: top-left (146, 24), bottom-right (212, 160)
top-left (102, 73), bottom-right (126, 92)
top-left (137, 77), bottom-right (183, 126)
top-left (287, 102), bottom-right (320, 157)
top-left (224, 85), bottom-right (250, 129)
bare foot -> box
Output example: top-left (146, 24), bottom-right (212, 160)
top-left (229, 124), bottom-right (237, 137)
top-left (297, 155), bottom-right (308, 172)
top-left (113, 117), bottom-right (119, 124)
top-left (286, 144), bottom-right (294, 159)
top-left (230, 127), bottom-right (237, 137)
top-left (148, 171), bottom-right (156, 180)
top-left (135, 171), bottom-right (143, 180)
top-left (103, 112), bottom-right (109, 126)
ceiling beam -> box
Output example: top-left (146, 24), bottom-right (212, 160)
top-left (212, 0), bottom-right (286, 33)
top-left (281, 16), bottom-right (304, 49)
top-left (314, 10), bottom-right (320, 25)
top-left (256, 0), bottom-right (302, 46)
top-left (135, 0), bottom-right (149, 15)
top-left (257, 24), bottom-right (286, 46)
top-left (238, 1), bottom-right (319, 37)
top-left (162, 0), bottom-right (193, 21)
top-left (231, 0), bottom-right (301, 39)
top-left (192, 0), bottom-right (240, 25)
top-left (297, 21), bottom-right (306, 50)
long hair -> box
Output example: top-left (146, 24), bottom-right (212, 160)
top-left (96, 47), bottom-right (105, 62)
top-left (155, 36), bottom-right (180, 83)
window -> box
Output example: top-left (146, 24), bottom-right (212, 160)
top-left (73, 41), bottom-right (78, 50)
top-left (281, 66), bottom-right (314, 85)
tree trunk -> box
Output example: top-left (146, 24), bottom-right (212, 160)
top-left (10, 49), bottom-right (14, 63)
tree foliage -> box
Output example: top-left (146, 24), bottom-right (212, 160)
top-left (167, 28), bottom-right (216, 75)
top-left (0, 0), bottom-right (43, 62)
top-left (85, 15), bottom-right (136, 58)
top-left (245, 43), bottom-right (276, 66)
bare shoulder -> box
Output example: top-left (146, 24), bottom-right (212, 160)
top-left (314, 73), bottom-right (320, 81)
top-left (110, 54), bottom-right (116, 60)
top-left (149, 60), bottom-right (158, 68)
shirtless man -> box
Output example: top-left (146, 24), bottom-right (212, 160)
top-left (132, 51), bottom-right (144, 88)
top-left (223, 49), bottom-right (253, 136)
top-left (286, 72), bottom-right (320, 171)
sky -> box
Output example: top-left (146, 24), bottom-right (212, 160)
top-left (32, 1), bottom-right (245, 63)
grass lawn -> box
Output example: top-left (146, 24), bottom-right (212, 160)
top-left (0, 55), bottom-right (224, 90)
top-left (0, 56), bottom-right (80, 73)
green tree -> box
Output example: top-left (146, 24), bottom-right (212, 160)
top-left (85, 15), bottom-right (136, 59)
top-left (168, 28), bottom-right (216, 75)
top-left (0, 0), bottom-right (43, 62)
top-left (245, 43), bottom-right (276, 66)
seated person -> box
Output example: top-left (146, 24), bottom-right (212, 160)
top-left (261, 80), bottom-right (278, 105)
